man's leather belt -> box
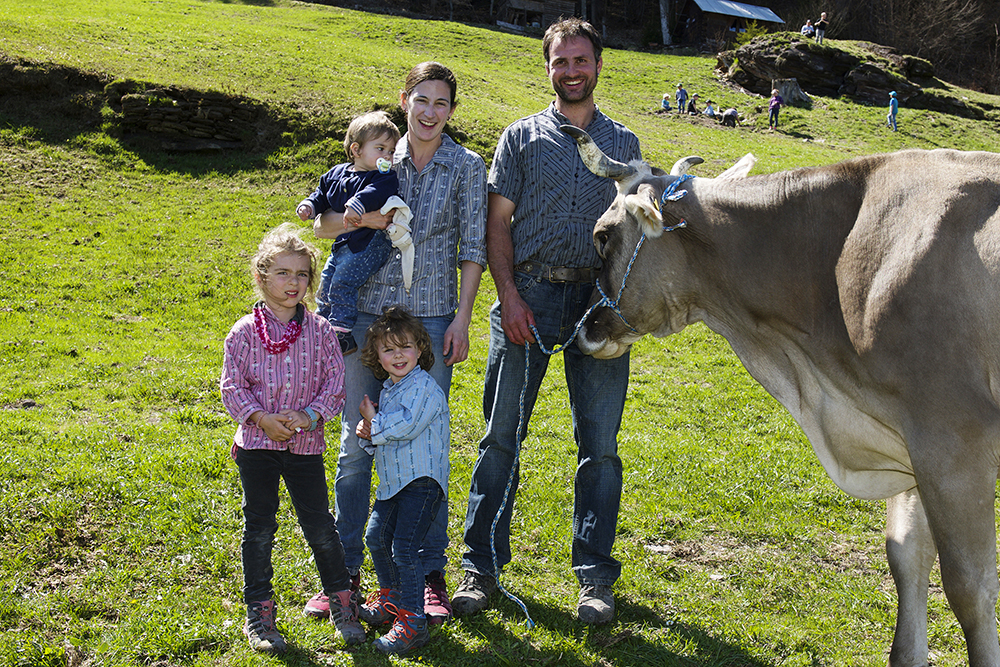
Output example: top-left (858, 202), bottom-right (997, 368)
top-left (514, 261), bottom-right (599, 283)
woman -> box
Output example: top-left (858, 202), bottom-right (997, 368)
top-left (308, 61), bottom-right (487, 625)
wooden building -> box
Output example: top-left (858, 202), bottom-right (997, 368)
top-left (495, 0), bottom-right (577, 31)
top-left (673, 0), bottom-right (783, 50)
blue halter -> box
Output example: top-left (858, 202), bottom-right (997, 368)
top-left (591, 174), bottom-right (695, 333)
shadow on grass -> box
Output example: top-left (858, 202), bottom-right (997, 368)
top-left (0, 56), bottom-right (292, 177)
top-left (386, 594), bottom-right (773, 667)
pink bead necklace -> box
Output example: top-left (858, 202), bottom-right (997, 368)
top-left (253, 302), bottom-right (304, 354)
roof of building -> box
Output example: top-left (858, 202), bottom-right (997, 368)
top-left (690, 0), bottom-right (784, 23)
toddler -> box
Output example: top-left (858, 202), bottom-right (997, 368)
top-left (220, 223), bottom-right (365, 653)
top-left (768, 89), bottom-right (784, 129)
top-left (354, 306), bottom-right (450, 654)
top-left (296, 110), bottom-right (401, 355)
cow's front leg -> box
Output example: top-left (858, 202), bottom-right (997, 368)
top-left (911, 440), bottom-right (1000, 667)
top-left (886, 488), bottom-right (935, 667)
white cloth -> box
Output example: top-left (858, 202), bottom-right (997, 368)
top-left (380, 195), bottom-right (415, 291)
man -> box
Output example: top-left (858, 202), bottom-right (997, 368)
top-left (800, 19), bottom-right (815, 37)
top-left (815, 12), bottom-right (828, 43)
top-left (452, 16), bottom-right (641, 626)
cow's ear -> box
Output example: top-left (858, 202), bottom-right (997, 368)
top-left (626, 184), bottom-right (664, 237)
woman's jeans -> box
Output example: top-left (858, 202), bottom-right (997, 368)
top-left (461, 276), bottom-right (629, 586)
top-left (365, 477), bottom-right (444, 613)
top-left (335, 311), bottom-right (454, 575)
top-left (236, 448), bottom-right (350, 603)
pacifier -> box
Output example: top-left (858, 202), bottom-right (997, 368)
top-left (377, 157), bottom-right (392, 174)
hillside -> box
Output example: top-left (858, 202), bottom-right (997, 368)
top-left (3, 1), bottom-right (1000, 666)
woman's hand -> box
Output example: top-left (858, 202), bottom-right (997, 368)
top-left (315, 209), bottom-right (393, 239)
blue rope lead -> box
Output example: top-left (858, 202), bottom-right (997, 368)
top-left (487, 309), bottom-right (599, 629)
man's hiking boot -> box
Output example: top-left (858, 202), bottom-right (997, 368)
top-left (577, 584), bottom-right (615, 625)
top-left (451, 570), bottom-right (496, 618)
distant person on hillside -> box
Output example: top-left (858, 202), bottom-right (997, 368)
top-left (721, 107), bottom-right (739, 127)
top-left (887, 90), bottom-right (898, 132)
top-left (815, 12), bottom-right (828, 43)
top-left (703, 99), bottom-right (716, 117)
top-left (658, 92), bottom-right (671, 113)
top-left (220, 224), bottom-right (365, 654)
top-left (801, 19), bottom-right (815, 37)
top-left (687, 93), bottom-right (699, 114)
top-left (675, 82), bottom-right (688, 113)
top-left (296, 110), bottom-right (403, 356)
top-left (768, 89), bottom-right (784, 129)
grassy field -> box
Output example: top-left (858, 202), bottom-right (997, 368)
top-left (3, 1), bottom-right (1000, 665)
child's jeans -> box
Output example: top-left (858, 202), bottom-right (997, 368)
top-left (365, 477), bottom-right (444, 614)
top-left (317, 231), bottom-right (392, 330)
top-left (236, 447), bottom-right (351, 603)
top-left (769, 108), bottom-right (780, 127)
top-left (887, 112), bottom-right (897, 131)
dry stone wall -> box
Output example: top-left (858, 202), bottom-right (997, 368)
top-left (107, 81), bottom-right (267, 149)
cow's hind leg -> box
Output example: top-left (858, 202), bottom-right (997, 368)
top-left (886, 488), bottom-right (936, 667)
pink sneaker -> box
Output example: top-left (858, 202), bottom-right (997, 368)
top-left (424, 570), bottom-right (452, 625)
top-left (303, 591), bottom-right (329, 619)
top-left (303, 572), bottom-right (361, 619)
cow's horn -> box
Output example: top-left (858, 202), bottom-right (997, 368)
top-left (560, 124), bottom-right (637, 181)
top-left (670, 156), bottom-right (704, 175)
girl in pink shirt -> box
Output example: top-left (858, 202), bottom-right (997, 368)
top-left (220, 223), bottom-right (364, 653)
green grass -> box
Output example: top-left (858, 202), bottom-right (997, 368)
top-left (2, 1), bottom-right (999, 665)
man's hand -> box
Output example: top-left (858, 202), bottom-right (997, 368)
top-left (499, 291), bottom-right (537, 346)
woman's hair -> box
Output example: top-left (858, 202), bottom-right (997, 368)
top-left (343, 110), bottom-right (401, 163)
top-left (543, 16), bottom-right (603, 63)
top-left (403, 61), bottom-right (457, 107)
top-left (250, 222), bottom-right (320, 300)
top-left (360, 306), bottom-right (435, 380)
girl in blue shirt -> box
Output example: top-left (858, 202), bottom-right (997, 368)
top-left (354, 306), bottom-right (450, 654)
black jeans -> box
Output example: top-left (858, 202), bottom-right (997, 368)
top-left (236, 448), bottom-right (350, 603)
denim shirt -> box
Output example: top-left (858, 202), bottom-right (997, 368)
top-left (358, 133), bottom-right (487, 318)
top-left (369, 367), bottom-right (450, 500)
top-left (488, 103), bottom-right (641, 269)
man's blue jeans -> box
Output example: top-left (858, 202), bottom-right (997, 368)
top-left (461, 276), bottom-right (629, 586)
top-left (366, 477), bottom-right (445, 614)
top-left (236, 448), bottom-right (351, 603)
top-left (334, 311), bottom-right (454, 575)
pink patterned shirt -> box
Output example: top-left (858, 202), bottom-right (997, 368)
top-left (220, 305), bottom-right (345, 455)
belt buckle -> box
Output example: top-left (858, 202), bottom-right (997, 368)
top-left (548, 266), bottom-right (569, 282)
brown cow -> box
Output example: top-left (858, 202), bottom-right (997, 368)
top-left (562, 124), bottom-right (1000, 667)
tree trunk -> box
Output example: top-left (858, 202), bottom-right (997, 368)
top-left (772, 78), bottom-right (811, 105)
top-left (660, 0), bottom-right (672, 45)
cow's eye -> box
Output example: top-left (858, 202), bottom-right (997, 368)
top-left (595, 230), bottom-right (609, 259)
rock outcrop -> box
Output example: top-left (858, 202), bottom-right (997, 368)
top-left (717, 34), bottom-right (987, 119)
